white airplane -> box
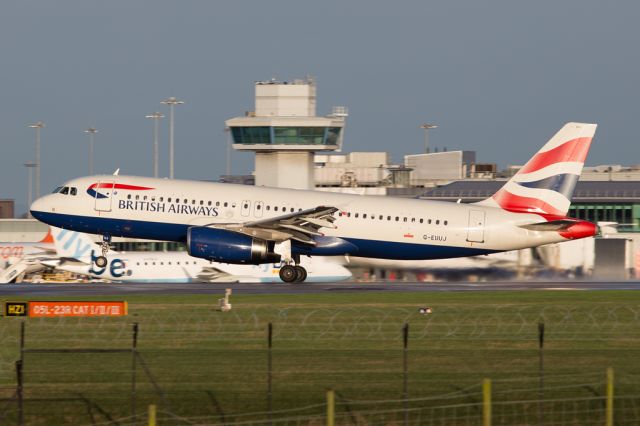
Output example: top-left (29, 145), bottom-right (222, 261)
top-left (43, 227), bottom-right (351, 283)
top-left (30, 123), bottom-right (598, 283)
top-left (0, 231), bottom-right (55, 269)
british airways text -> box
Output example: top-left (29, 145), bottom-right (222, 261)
top-left (118, 200), bottom-right (219, 217)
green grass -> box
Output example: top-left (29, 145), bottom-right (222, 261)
top-left (1, 291), bottom-right (640, 424)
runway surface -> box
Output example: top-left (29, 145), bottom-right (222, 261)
top-left (0, 280), bottom-right (638, 296)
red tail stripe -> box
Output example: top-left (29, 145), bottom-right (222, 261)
top-left (519, 137), bottom-right (592, 174)
top-left (89, 183), bottom-right (154, 190)
top-left (493, 189), bottom-right (565, 216)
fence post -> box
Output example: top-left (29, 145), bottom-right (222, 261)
top-left (148, 404), bottom-right (156, 426)
top-left (131, 322), bottom-right (139, 422)
top-left (483, 378), bottom-right (491, 426)
top-left (538, 322), bottom-right (545, 426)
top-left (606, 367), bottom-right (614, 426)
top-left (16, 360), bottom-right (24, 426)
top-left (402, 323), bottom-right (409, 426)
top-left (18, 321), bottom-right (25, 426)
top-left (267, 322), bottom-right (273, 424)
top-left (326, 389), bottom-right (335, 426)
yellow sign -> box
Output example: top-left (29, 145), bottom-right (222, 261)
top-left (4, 302), bottom-right (28, 317)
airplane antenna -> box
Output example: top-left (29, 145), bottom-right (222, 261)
top-left (113, 168), bottom-right (120, 176)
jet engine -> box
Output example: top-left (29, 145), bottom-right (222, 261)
top-left (187, 227), bottom-right (280, 264)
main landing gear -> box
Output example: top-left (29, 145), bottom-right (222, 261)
top-left (279, 255), bottom-right (307, 283)
top-left (95, 235), bottom-right (111, 268)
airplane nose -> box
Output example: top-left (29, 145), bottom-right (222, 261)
top-left (30, 196), bottom-right (50, 221)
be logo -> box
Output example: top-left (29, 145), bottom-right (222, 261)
top-left (4, 302), bottom-right (28, 317)
top-left (89, 250), bottom-right (127, 278)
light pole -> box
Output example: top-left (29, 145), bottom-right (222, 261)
top-left (24, 162), bottom-right (37, 218)
top-left (145, 112), bottom-right (164, 178)
top-left (84, 127), bottom-right (98, 175)
top-left (28, 122), bottom-right (44, 199)
top-left (420, 123), bottom-right (437, 154)
top-left (160, 96), bottom-right (184, 179)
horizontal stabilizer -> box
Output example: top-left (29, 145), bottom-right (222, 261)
top-left (519, 219), bottom-right (581, 231)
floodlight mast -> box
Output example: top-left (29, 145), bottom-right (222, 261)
top-left (28, 122), bottom-right (45, 199)
top-left (145, 112), bottom-right (164, 178)
top-left (420, 123), bottom-right (437, 154)
top-left (84, 127), bottom-right (98, 175)
top-left (160, 97), bottom-right (184, 179)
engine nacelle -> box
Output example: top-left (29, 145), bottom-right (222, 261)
top-left (187, 227), bottom-right (281, 264)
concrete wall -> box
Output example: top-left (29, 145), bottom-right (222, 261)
top-left (255, 151), bottom-right (314, 190)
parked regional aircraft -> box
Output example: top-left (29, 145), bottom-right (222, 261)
top-left (44, 227), bottom-right (351, 283)
top-left (30, 123), bottom-right (598, 282)
top-left (0, 230), bottom-right (54, 269)
top-left (0, 231), bottom-right (56, 282)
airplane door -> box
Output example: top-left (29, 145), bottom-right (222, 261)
top-left (466, 210), bottom-right (486, 243)
top-left (94, 181), bottom-right (115, 212)
top-left (241, 200), bottom-right (251, 217)
top-left (254, 201), bottom-right (264, 218)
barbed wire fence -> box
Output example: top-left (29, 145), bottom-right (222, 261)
top-left (0, 303), bottom-right (639, 424)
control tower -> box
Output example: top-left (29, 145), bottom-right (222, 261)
top-left (225, 78), bottom-right (347, 189)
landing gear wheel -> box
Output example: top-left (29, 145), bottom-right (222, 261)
top-left (294, 266), bottom-right (307, 283)
top-left (279, 265), bottom-right (297, 283)
top-left (95, 256), bottom-right (108, 268)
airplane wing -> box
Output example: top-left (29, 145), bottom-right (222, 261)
top-left (203, 206), bottom-right (339, 245)
top-left (196, 266), bottom-right (240, 283)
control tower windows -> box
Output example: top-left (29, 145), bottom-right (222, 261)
top-left (326, 127), bottom-right (342, 145)
top-left (274, 127), bottom-right (326, 145)
top-left (231, 127), bottom-right (270, 144)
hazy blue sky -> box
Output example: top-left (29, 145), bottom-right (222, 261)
top-left (2, 1), bottom-right (639, 215)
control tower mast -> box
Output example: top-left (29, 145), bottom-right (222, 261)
top-left (225, 78), bottom-right (347, 189)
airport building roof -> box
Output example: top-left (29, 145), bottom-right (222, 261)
top-left (419, 180), bottom-right (640, 203)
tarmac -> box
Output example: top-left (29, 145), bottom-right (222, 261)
top-left (0, 280), bottom-right (638, 296)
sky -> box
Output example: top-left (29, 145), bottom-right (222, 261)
top-left (1, 1), bottom-right (639, 216)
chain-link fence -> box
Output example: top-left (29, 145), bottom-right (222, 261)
top-left (0, 298), bottom-right (639, 424)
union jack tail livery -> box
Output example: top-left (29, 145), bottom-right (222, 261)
top-left (479, 122), bottom-right (597, 217)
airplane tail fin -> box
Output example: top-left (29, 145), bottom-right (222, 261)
top-left (477, 122), bottom-right (597, 217)
top-left (51, 227), bottom-right (98, 260)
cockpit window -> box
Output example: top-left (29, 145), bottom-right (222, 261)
top-left (52, 187), bottom-right (62, 194)
top-left (60, 187), bottom-right (69, 195)
top-left (70, 187), bottom-right (77, 196)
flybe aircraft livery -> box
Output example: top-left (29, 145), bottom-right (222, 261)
top-left (30, 123), bottom-right (598, 282)
top-left (45, 227), bottom-right (351, 283)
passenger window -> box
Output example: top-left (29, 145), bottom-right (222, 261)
top-left (257, 204), bottom-right (261, 210)
top-left (151, 197), bottom-right (156, 202)
top-left (184, 199), bottom-right (187, 204)
top-left (411, 218), bottom-right (415, 223)
top-left (216, 201), bottom-right (220, 206)
top-left (403, 217), bottom-right (407, 222)
top-left (395, 217), bottom-right (399, 221)
top-left (419, 219), bottom-right (424, 224)
top-left (290, 208), bottom-right (294, 212)
top-left (60, 187), bottom-right (69, 195)
top-left (363, 214), bottom-right (367, 219)
top-left (192, 200), bottom-right (196, 204)
top-left (160, 197), bottom-right (164, 202)
top-left (379, 215), bottom-right (383, 220)
top-left (355, 213), bottom-right (359, 218)
top-left (200, 200), bottom-right (204, 205)
top-left (428, 219), bottom-right (432, 224)
top-left (70, 187), bottom-right (77, 196)
top-left (128, 194), bottom-right (132, 200)
top-left (168, 198), bottom-right (172, 202)
top-left (136, 195), bottom-right (140, 200)
top-left (224, 202), bottom-right (228, 207)
top-left (444, 220), bottom-right (448, 226)
top-left (347, 212), bottom-right (351, 217)
top-left (266, 206), bottom-right (270, 211)
top-left (143, 196), bottom-right (148, 201)
top-left (436, 220), bottom-right (440, 225)
top-left (208, 201), bottom-right (212, 206)
top-left (274, 206), bottom-right (279, 211)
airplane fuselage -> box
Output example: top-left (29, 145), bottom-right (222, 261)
top-left (31, 175), bottom-right (582, 261)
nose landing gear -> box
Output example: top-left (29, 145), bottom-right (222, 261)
top-left (95, 235), bottom-right (111, 268)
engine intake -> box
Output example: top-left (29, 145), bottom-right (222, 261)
top-left (187, 227), bottom-right (281, 264)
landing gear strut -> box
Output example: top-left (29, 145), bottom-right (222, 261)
top-left (95, 235), bottom-right (111, 268)
top-left (278, 254), bottom-right (308, 283)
